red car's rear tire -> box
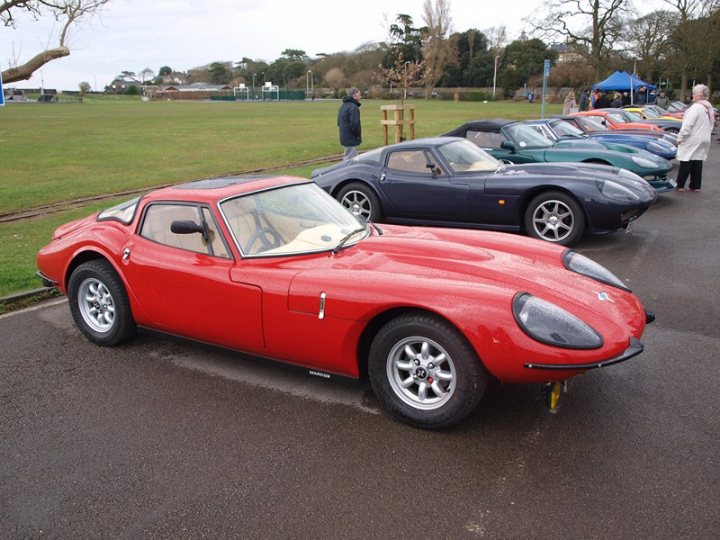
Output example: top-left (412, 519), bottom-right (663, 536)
top-left (68, 260), bottom-right (136, 346)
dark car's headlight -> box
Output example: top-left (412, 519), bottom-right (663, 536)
top-left (648, 141), bottom-right (672, 153)
top-left (631, 156), bottom-right (659, 169)
top-left (513, 293), bottom-right (603, 350)
top-left (596, 179), bottom-right (640, 201)
top-left (563, 250), bottom-right (630, 291)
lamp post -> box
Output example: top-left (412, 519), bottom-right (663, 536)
top-left (306, 70), bottom-right (313, 99)
top-left (493, 55), bottom-right (500, 99)
top-left (404, 61), bottom-right (410, 100)
top-left (252, 73), bottom-right (256, 100)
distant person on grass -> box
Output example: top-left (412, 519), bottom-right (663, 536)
top-left (338, 87), bottom-right (362, 160)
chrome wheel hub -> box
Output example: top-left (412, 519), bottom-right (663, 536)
top-left (78, 278), bottom-right (115, 333)
top-left (532, 200), bottom-right (574, 242)
top-left (340, 190), bottom-right (371, 220)
top-left (386, 337), bottom-right (456, 410)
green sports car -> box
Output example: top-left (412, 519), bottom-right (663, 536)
top-left (443, 119), bottom-right (675, 193)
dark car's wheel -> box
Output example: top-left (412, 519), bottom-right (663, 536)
top-left (665, 127), bottom-right (679, 134)
top-left (368, 313), bottom-right (488, 429)
top-left (337, 182), bottom-right (382, 222)
top-left (68, 260), bottom-right (136, 346)
top-left (524, 191), bottom-right (586, 245)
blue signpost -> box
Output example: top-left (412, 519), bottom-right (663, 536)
top-left (541, 59), bottom-right (550, 119)
top-left (0, 72), bottom-right (5, 107)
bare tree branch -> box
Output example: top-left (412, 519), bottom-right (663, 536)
top-left (2, 0), bottom-right (110, 84)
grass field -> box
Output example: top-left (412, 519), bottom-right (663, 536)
top-left (0, 97), bottom-right (562, 300)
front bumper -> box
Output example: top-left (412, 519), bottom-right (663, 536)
top-left (524, 337), bottom-right (644, 371)
top-left (36, 270), bottom-right (58, 288)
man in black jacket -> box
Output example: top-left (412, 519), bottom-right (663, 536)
top-left (338, 87), bottom-right (362, 160)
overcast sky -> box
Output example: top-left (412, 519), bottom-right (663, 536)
top-left (1, 0), bottom-right (665, 91)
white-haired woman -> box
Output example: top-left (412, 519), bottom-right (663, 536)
top-left (676, 84), bottom-right (714, 192)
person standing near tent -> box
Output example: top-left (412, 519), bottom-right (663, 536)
top-left (592, 89), bottom-right (611, 109)
top-left (655, 89), bottom-right (671, 109)
top-left (675, 84), bottom-right (714, 192)
top-left (562, 91), bottom-right (577, 115)
top-left (611, 92), bottom-right (623, 108)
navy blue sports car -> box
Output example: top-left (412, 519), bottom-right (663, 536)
top-left (311, 138), bottom-right (657, 246)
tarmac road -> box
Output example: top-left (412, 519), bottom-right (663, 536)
top-left (1, 152), bottom-right (719, 539)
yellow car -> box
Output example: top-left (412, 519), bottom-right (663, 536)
top-left (619, 106), bottom-right (682, 133)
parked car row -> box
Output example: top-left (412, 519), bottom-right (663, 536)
top-left (37, 107), bottom-right (668, 430)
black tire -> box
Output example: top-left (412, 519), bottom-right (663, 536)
top-left (336, 182), bottom-right (383, 222)
top-left (665, 127), bottom-right (679, 134)
top-left (524, 190), bottom-right (586, 246)
top-left (368, 313), bottom-right (489, 430)
top-left (68, 260), bottom-right (136, 346)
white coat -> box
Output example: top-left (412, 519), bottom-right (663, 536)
top-left (676, 100), bottom-right (714, 161)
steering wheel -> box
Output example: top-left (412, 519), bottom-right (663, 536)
top-left (246, 227), bottom-right (283, 254)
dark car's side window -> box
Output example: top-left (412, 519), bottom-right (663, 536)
top-left (466, 130), bottom-right (505, 148)
top-left (387, 150), bottom-right (441, 175)
top-left (140, 203), bottom-right (230, 258)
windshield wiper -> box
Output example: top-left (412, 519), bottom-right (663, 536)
top-left (332, 226), bottom-right (367, 254)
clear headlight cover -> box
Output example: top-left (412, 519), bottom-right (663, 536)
top-left (648, 141), bottom-right (671, 153)
top-left (513, 293), bottom-right (603, 350)
top-left (596, 179), bottom-right (640, 201)
top-left (563, 250), bottom-right (630, 291)
top-left (631, 156), bottom-right (659, 169)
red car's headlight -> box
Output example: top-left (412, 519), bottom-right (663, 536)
top-left (513, 292), bottom-right (603, 350)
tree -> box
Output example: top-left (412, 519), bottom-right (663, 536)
top-left (1, 0), bottom-right (111, 84)
top-left (383, 13), bottom-right (426, 67)
top-left (78, 81), bottom-right (91, 94)
top-left (377, 53), bottom-right (424, 100)
top-left (421, 0), bottom-right (456, 97)
top-left (499, 38), bottom-right (558, 94)
top-left (158, 66), bottom-right (172, 76)
top-left (662, 0), bottom-right (719, 98)
top-left (324, 67), bottom-right (347, 97)
top-left (280, 49), bottom-right (309, 62)
top-left (208, 62), bottom-right (232, 84)
top-left (439, 29), bottom-right (492, 87)
top-left (139, 67), bottom-right (155, 83)
top-left (620, 10), bottom-right (678, 82)
top-left (528, 0), bottom-right (632, 81)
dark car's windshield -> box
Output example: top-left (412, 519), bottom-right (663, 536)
top-left (437, 139), bottom-right (502, 172)
top-left (549, 120), bottom-right (585, 138)
top-left (504, 123), bottom-right (553, 148)
top-left (575, 116), bottom-right (609, 132)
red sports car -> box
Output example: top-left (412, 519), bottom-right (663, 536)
top-left (36, 176), bottom-right (653, 429)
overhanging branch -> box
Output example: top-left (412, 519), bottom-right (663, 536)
top-left (1, 46), bottom-right (70, 83)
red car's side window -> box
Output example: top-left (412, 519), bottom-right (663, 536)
top-left (139, 203), bottom-right (230, 258)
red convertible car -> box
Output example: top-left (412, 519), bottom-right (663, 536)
top-left (37, 176), bottom-right (653, 429)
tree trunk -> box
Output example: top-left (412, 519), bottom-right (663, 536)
top-left (1, 47), bottom-right (70, 84)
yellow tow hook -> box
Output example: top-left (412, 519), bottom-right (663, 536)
top-left (545, 381), bottom-right (564, 414)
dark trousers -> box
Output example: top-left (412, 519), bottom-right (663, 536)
top-left (677, 160), bottom-right (703, 189)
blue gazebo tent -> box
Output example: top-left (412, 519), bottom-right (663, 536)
top-left (592, 71), bottom-right (656, 104)
top-left (592, 71), bottom-right (656, 92)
